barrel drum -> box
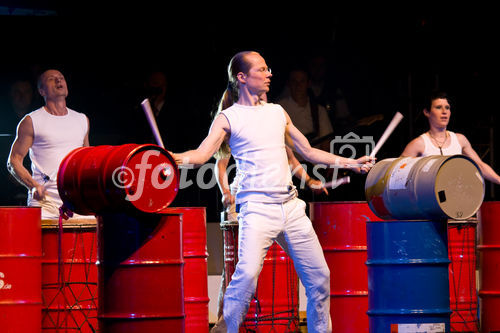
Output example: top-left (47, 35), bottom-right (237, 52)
top-left (0, 207), bottom-right (42, 333)
top-left (447, 219), bottom-right (479, 332)
top-left (365, 155), bottom-right (485, 221)
top-left (220, 221), bottom-right (300, 332)
top-left (309, 201), bottom-right (382, 333)
top-left (57, 144), bottom-right (179, 216)
top-left (165, 207), bottom-right (209, 333)
top-left (478, 201), bottom-right (500, 333)
top-left (41, 217), bottom-right (98, 332)
top-left (366, 220), bottom-right (451, 333)
top-left (97, 212), bottom-right (185, 332)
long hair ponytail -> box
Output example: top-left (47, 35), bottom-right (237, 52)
top-left (212, 51), bottom-right (256, 159)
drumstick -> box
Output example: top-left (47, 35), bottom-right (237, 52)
top-left (369, 111), bottom-right (404, 158)
top-left (323, 176), bottom-right (350, 188)
top-left (141, 98), bottom-right (165, 148)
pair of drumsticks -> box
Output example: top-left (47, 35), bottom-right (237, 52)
top-left (140, 99), bottom-right (404, 189)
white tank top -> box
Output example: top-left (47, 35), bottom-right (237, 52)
top-left (222, 102), bottom-right (296, 204)
top-left (26, 107), bottom-right (88, 217)
top-left (420, 131), bottom-right (462, 156)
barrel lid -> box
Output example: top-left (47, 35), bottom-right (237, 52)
top-left (123, 144), bottom-right (179, 213)
top-left (435, 156), bottom-right (485, 220)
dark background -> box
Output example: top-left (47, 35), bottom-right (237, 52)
top-left (1, 4), bottom-right (498, 222)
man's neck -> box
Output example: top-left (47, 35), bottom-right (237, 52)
top-left (44, 99), bottom-right (68, 116)
top-left (237, 93), bottom-right (263, 106)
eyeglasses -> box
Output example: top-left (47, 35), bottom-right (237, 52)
top-left (255, 67), bottom-right (272, 74)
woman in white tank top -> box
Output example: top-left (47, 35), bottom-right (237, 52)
top-left (401, 91), bottom-right (500, 185)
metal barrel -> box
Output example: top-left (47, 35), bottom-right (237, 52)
top-left (310, 201), bottom-right (382, 333)
top-left (97, 211), bottom-right (185, 332)
top-left (366, 220), bottom-right (451, 332)
top-left (57, 143), bottom-right (179, 215)
top-left (0, 207), bottom-right (42, 333)
top-left (365, 155), bottom-right (485, 220)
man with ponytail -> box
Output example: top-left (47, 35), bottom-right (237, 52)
top-left (173, 51), bottom-right (374, 333)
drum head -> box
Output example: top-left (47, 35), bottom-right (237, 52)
top-left (435, 157), bottom-right (485, 220)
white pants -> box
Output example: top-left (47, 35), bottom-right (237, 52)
top-left (223, 198), bottom-right (332, 333)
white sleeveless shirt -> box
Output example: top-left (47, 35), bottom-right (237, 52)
top-left (420, 131), bottom-right (462, 156)
top-left (26, 107), bottom-right (88, 217)
top-left (222, 102), bottom-right (296, 204)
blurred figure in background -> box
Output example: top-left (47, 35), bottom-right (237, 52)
top-left (278, 66), bottom-right (333, 153)
top-left (1, 77), bottom-right (38, 205)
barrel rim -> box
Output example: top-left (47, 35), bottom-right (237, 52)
top-left (0, 206), bottom-right (42, 210)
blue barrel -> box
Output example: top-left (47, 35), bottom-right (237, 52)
top-left (366, 220), bottom-right (451, 332)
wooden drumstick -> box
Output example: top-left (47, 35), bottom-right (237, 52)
top-left (370, 111), bottom-right (404, 158)
top-left (141, 98), bottom-right (165, 148)
top-left (323, 175), bottom-right (350, 189)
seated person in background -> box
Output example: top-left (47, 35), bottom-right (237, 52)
top-left (277, 67), bottom-right (333, 153)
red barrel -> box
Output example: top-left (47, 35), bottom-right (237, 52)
top-left (245, 243), bottom-right (299, 332)
top-left (57, 144), bottom-right (179, 215)
top-left (97, 211), bottom-right (185, 332)
top-left (0, 206), bottom-right (42, 333)
top-left (448, 219), bottom-right (479, 332)
top-left (220, 221), bottom-right (300, 332)
top-left (478, 201), bottom-right (500, 333)
top-left (309, 201), bottom-right (382, 333)
top-left (41, 218), bottom-right (98, 332)
top-left (164, 207), bottom-right (209, 333)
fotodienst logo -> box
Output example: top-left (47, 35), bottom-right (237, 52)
top-left (110, 133), bottom-right (374, 202)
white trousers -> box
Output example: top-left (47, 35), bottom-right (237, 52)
top-left (223, 198), bottom-right (332, 333)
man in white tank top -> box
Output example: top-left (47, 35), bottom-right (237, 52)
top-left (401, 91), bottom-right (500, 185)
top-left (7, 69), bottom-right (92, 219)
top-left (173, 51), bottom-right (374, 333)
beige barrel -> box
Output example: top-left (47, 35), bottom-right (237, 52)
top-left (365, 155), bottom-right (485, 220)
